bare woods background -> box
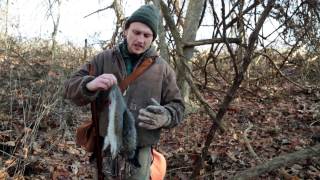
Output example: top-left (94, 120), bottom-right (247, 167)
top-left (0, 0), bottom-right (320, 179)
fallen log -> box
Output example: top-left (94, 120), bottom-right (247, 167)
top-left (232, 143), bottom-right (320, 180)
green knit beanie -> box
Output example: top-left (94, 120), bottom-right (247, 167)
top-left (125, 4), bottom-right (160, 41)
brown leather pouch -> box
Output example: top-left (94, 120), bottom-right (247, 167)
top-left (75, 119), bottom-right (96, 152)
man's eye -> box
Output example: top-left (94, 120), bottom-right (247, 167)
top-left (144, 34), bottom-right (152, 38)
top-left (133, 31), bottom-right (141, 35)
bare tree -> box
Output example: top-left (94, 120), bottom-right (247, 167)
top-left (191, 1), bottom-right (276, 177)
top-left (84, 0), bottom-right (125, 48)
top-left (153, 0), bottom-right (297, 178)
top-left (110, 0), bottom-right (125, 46)
top-left (46, 0), bottom-right (62, 62)
top-left (149, 0), bottom-right (170, 61)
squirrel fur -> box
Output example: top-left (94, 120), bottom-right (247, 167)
top-left (102, 85), bottom-right (137, 160)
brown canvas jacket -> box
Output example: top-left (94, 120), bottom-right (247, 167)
top-left (64, 45), bottom-right (185, 146)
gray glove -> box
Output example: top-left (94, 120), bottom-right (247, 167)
top-left (138, 99), bottom-right (171, 130)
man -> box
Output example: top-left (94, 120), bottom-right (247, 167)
top-left (64, 4), bottom-right (184, 179)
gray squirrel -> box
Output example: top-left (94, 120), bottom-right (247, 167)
top-left (102, 85), bottom-right (137, 161)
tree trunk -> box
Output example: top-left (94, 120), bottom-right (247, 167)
top-left (232, 143), bottom-right (320, 180)
top-left (152, 0), bottom-right (170, 62)
top-left (178, 0), bottom-right (206, 103)
top-left (83, 39), bottom-right (88, 62)
top-left (48, 0), bottom-right (62, 62)
top-left (4, 0), bottom-right (9, 61)
top-left (110, 0), bottom-right (124, 47)
top-left (156, 0), bottom-right (205, 104)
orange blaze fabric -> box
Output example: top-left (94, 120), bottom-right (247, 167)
top-left (150, 149), bottom-right (166, 180)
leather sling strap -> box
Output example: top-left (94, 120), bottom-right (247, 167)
top-left (119, 57), bottom-right (156, 93)
top-left (88, 63), bottom-right (104, 180)
top-left (114, 57), bottom-right (155, 177)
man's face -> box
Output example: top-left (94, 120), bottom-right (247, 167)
top-left (124, 22), bottom-right (153, 55)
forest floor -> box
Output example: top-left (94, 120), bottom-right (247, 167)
top-left (0, 55), bottom-right (319, 180)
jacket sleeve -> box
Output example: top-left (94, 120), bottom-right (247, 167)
top-left (161, 64), bottom-right (185, 128)
top-left (63, 58), bottom-right (100, 106)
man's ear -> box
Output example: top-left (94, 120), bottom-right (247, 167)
top-left (123, 30), bottom-right (128, 38)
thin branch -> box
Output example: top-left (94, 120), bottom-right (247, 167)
top-left (174, 0), bottom-right (186, 27)
top-left (84, 4), bottom-right (114, 18)
top-left (198, 0), bottom-right (207, 28)
top-left (243, 122), bottom-right (262, 163)
top-left (257, 52), bottom-right (310, 90)
top-left (221, 0), bottom-right (238, 77)
top-left (226, 0), bottom-right (261, 29)
top-left (159, 0), bottom-right (183, 47)
top-left (9, 51), bottom-right (42, 77)
top-left (183, 38), bottom-right (241, 47)
top-left (180, 57), bottom-right (226, 132)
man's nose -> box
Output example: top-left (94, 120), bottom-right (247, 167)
top-left (136, 34), bottom-right (145, 43)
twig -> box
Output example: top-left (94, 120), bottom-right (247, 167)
top-left (9, 51), bottom-right (42, 77)
top-left (257, 52), bottom-right (310, 91)
top-left (183, 38), bottom-right (241, 47)
top-left (0, 149), bottom-right (16, 158)
top-left (84, 4), bottom-right (113, 18)
top-left (243, 122), bottom-right (262, 163)
top-left (167, 166), bottom-right (192, 173)
top-left (242, 123), bottom-right (299, 180)
top-left (310, 120), bottom-right (320, 127)
top-left (0, 130), bottom-right (13, 135)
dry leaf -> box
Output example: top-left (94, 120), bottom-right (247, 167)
top-left (0, 169), bottom-right (8, 180)
top-left (13, 175), bottom-right (25, 180)
top-left (0, 141), bottom-right (15, 147)
top-left (209, 152), bottom-right (218, 164)
top-left (5, 159), bottom-right (16, 166)
top-left (66, 141), bottom-right (75, 145)
top-left (233, 133), bottom-right (238, 140)
top-left (67, 147), bottom-right (80, 155)
top-left (52, 168), bottom-right (70, 180)
top-left (226, 150), bottom-right (237, 162)
top-left (48, 70), bottom-right (60, 78)
top-left (71, 162), bottom-right (80, 175)
top-left (23, 147), bottom-right (28, 159)
top-left (32, 142), bottom-right (42, 154)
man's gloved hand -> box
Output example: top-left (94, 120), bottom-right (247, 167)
top-left (138, 99), bottom-right (171, 130)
